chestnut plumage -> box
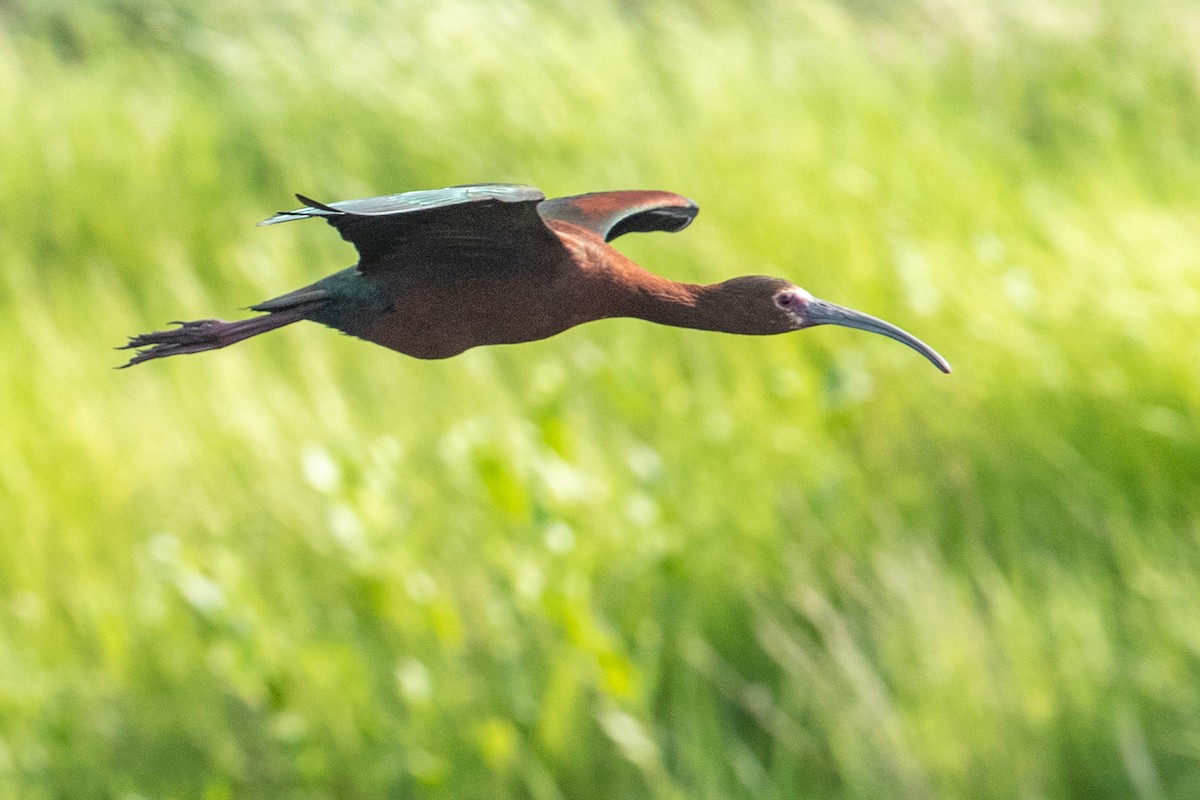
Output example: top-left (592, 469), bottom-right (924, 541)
top-left (121, 183), bottom-right (949, 373)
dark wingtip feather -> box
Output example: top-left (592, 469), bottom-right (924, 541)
top-left (295, 193), bottom-right (345, 214)
top-left (257, 193), bottom-right (342, 226)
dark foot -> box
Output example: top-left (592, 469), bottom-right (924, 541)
top-left (117, 320), bottom-right (230, 367)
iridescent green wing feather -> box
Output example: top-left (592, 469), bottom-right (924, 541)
top-left (261, 184), bottom-right (558, 272)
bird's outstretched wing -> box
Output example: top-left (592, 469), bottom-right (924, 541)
top-left (536, 191), bottom-right (698, 242)
top-left (261, 184), bottom-right (560, 273)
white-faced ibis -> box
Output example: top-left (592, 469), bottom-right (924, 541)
top-left (121, 184), bottom-right (950, 372)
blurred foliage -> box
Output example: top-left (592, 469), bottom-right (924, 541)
top-left (1, 0), bottom-right (1200, 798)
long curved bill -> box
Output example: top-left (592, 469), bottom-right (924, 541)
top-left (804, 299), bottom-right (951, 374)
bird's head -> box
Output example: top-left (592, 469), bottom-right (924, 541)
top-left (715, 276), bottom-right (951, 373)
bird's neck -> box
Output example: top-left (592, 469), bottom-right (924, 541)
top-left (613, 276), bottom-right (765, 335)
top-left (560, 226), bottom-right (770, 335)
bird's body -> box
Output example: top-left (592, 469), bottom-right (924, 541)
top-left (301, 219), bottom-right (630, 359)
top-left (122, 183), bottom-right (950, 373)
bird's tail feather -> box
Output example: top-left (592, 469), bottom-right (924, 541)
top-left (118, 304), bottom-right (316, 367)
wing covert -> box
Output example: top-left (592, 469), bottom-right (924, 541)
top-left (537, 190), bottom-right (699, 242)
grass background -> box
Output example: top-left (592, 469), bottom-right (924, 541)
top-left (2, 0), bottom-right (1200, 797)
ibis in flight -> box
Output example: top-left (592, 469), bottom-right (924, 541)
top-left (121, 184), bottom-right (950, 373)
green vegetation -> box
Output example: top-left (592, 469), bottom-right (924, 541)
top-left (2, 0), bottom-right (1199, 797)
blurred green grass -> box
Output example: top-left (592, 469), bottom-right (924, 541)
top-left (2, 0), bottom-right (1200, 797)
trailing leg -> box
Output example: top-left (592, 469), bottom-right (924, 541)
top-left (119, 304), bottom-right (317, 367)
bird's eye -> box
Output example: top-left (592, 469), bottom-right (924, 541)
top-left (775, 294), bottom-right (792, 308)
